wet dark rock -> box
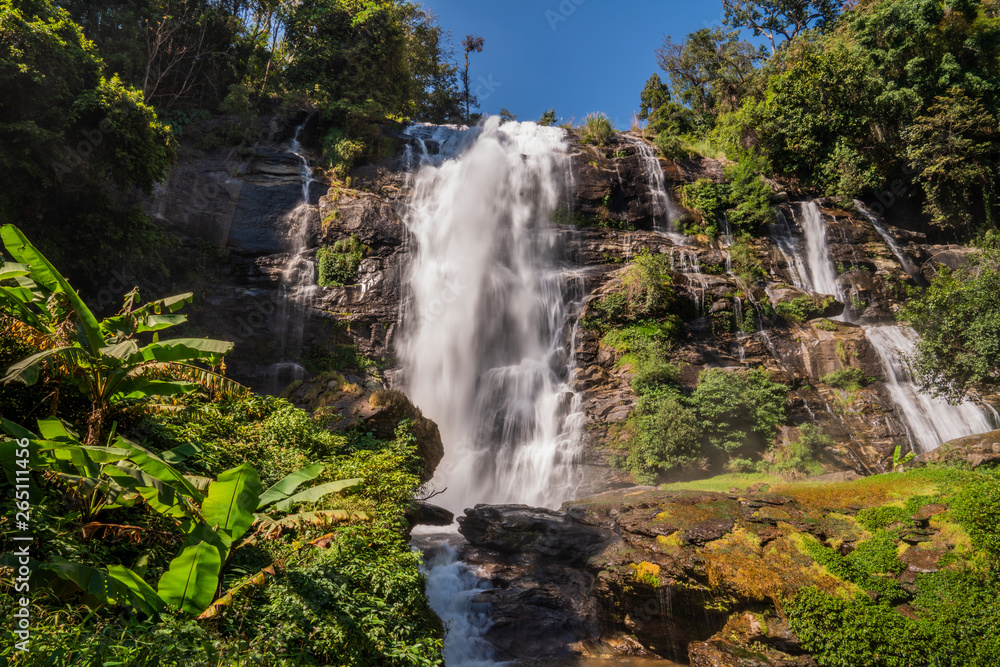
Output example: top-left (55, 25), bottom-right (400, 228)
top-left (406, 501), bottom-right (454, 527)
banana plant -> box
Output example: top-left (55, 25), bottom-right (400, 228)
top-left (1, 420), bottom-right (365, 617)
top-left (892, 445), bottom-right (916, 472)
top-left (0, 224), bottom-right (243, 445)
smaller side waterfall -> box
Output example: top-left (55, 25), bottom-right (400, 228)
top-left (265, 122), bottom-right (318, 394)
top-left (798, 201), bottom-right (842, 299)
top-left (865, 325), bottom-right (996, 453)
top-left (626, 135), bottom-right (684, 240)
top-left (854, 200), bottom-right (918, 279)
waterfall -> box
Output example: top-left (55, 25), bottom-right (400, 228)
top-left (401, 118), bottom-right (587, 665)
top-left (798, 201), bottom-right (842, 298)
top-left (771, 210), bottom-right (810, 291)
top-left (625, 135), bottom-right (685, 241)
top-left (265, 121), bottom-right (318, 394)
top-left (853, 200), bottom-right (918, 279)
top-left (400, 118), bottom-right (584, 513)
top-left (864, 326), bottom-right (995, 453)
top-left (418, 539), bottom-right (498, 667)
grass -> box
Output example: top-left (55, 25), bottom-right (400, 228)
top-left (661, 473), bottom-right (786, 493)
top-left (580, 112), bottom-right (615, 146)
top-left (772, 469), bottom-right (957, 511)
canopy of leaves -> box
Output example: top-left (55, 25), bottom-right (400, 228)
top-left (899, 247), bottom-right (1000, 400)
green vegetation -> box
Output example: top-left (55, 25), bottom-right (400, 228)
top-left (317, 235), bottom-right (368, 287)
top-left (677, 161), bottom-right (774, 235)
top-left (538, 108), bottom-right (557, 126)
top-left (900, 247), bottom-right (1000, 400)
top-left (821, 368), bottom-right (874, 393)
top-left (0, 228), bottom-right (443, 664)
top-left (786, 471), bottom-right (1000, 666)
top-left (774, 294), bottom-right (834, 324)
top-left (692, 368), bottom-right (788, 455)
top-left (580, 113), bottom-right (616, 146)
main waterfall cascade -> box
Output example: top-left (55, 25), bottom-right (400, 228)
top-left (400, 119), bottom-right (587, 666)
top-left (400, 118), bottom-right (586, 513)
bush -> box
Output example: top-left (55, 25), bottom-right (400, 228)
top-left (774, 295), bottom-right (834, 323)
top-left (623, 392), bottom-right (701, 484)
top-left (771, 424), bottom-right (830, 476)
top-left (317, 235), bottom-right (367, 287)
top-left (953, 478), bottom-right (1000, 558)
top-left (680, 178), bottom-right (730, 224)
top-left (729, 238), bottom-right (766, 285)
top-left (580, 112), bottom-right (615, 145)
top-left (691, 368), bottom-right (788, 455)
top-left (654, 132), bottom-right (688, 159)
top-left (822, 367), bottom-right (874, 392)
top-left (725, 158), bottom-right (775, 234)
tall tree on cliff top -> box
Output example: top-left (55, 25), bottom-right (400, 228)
top-left (722, 0), bottom-right (841, 53)
top-left (460, 34), bottom-right (485, 122)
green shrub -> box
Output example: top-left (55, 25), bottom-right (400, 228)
top-left (622, 392), bottom-right (701, 484)
top-left (774, 295), bottom-right (834, 323)
top-left (953, 478), bottom-right (1000, 558)
top-left (539, 108), bottom-right (557, 126)
top-left (787, 588), bottom-right (932, 667)
top-left (725, 158), bottom-right (775, 234)
top-left (580, 112), bottom-right (615, 146)
top-left (856, 505), bottom-right (910, 532)
top-left (770, 424), bottom-right (830, 476)
top-left (317, 235), bottom-right (367, 287)
top-left (691, 368), bottom-right (788, 455)
top-left (323, 128), bottom-right (366, 179)
top-left (729, 238), bottom-right (766, 285)
top-left (680, 178), bottom-right (730, 223)
top-left (822, 367), bottom-right (874, 392)
top-left (654, 132), bottom-right (688, 159)
top-left (592, 250), bottom-right (676, 325)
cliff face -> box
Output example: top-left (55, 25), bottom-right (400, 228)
top-left (144, 121), bottom-right (996, 481)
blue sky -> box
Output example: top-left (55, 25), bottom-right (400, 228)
top-left (422, 0), bottom-right (733, 129)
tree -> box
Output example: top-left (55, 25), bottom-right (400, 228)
top-left (638, 73), bottom-right (671, 121)
top-left (625, 393), bottom-right (701, 484)
top-left (722, 0), bottom-right (842, 54)
top-left (899, 247), bottom-right (1000, 401)
top-left (460, 33), bottom-right (484, 122)
top-left (0, 0), bottom-right (174, 220)
top-left (499, 107), bottom-right (517, 122)
top-left (538, 108), bottom-right (557, 126)
top-left (656, 28), bottom-right (763, 125)
top-left (905, 90), bottom-right (999, 231)
top-left (691, 368), bottom-right (788, 455)
top-left (0, 225), bottom-right (237, 445)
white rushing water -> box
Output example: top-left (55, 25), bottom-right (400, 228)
top-left (400, 117), bottom-right (585, 513)
top-left (798, 201), bottom-right (842, 298)
top-left (625, 135), bottom-right (685, 242)
top-left (770, 201), bottom-right (994, 454)
top-left (864, 325), bottom-right (995, 453)
top-left (266, 121), bottom-right (318, 394)
top-left (401, 119), bottom-right (588, 666)
top-left (853, 200), bottom-right (919, 279)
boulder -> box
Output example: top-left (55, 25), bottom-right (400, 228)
top-left (916, 429), bottom-right (1000, 469)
